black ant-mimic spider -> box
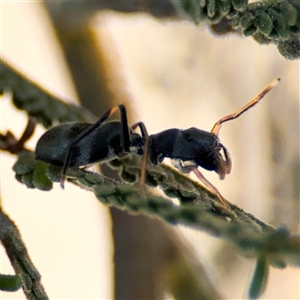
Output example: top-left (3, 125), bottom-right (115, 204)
top-left (35, 78), bottom-right (280, 208)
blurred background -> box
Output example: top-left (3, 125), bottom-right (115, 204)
top-left (1, 1), bottom-right (299, 299)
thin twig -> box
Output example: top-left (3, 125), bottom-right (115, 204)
top-left (0, 204), bottom-right (49, 300)
top-left (0, 119), bottom-right (36, 154)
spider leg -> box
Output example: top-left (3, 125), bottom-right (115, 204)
top-left (131, 121), bottom-right (150, 186)
top-left (193, 168), bottom-right (230, 209)
top-left (211, 78), bottom-right (280, 136)
top-left (60, 105), bottom-right (131, 188)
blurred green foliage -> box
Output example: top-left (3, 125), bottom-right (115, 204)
top-left (172, 0), bottom-right (300, 59)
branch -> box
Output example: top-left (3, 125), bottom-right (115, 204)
top-left (11, 151), bottom-right (300, 270)
top-left (0, 119), bottom-right (36, 154)
top-left (0, 60), bottom-right (95, 128)
top-left (173, 0), bottom-right (300, 59)
top-left (0, 206), bottom-right (49, 299)
top-left (43, 1), bottom-right (300, 59)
